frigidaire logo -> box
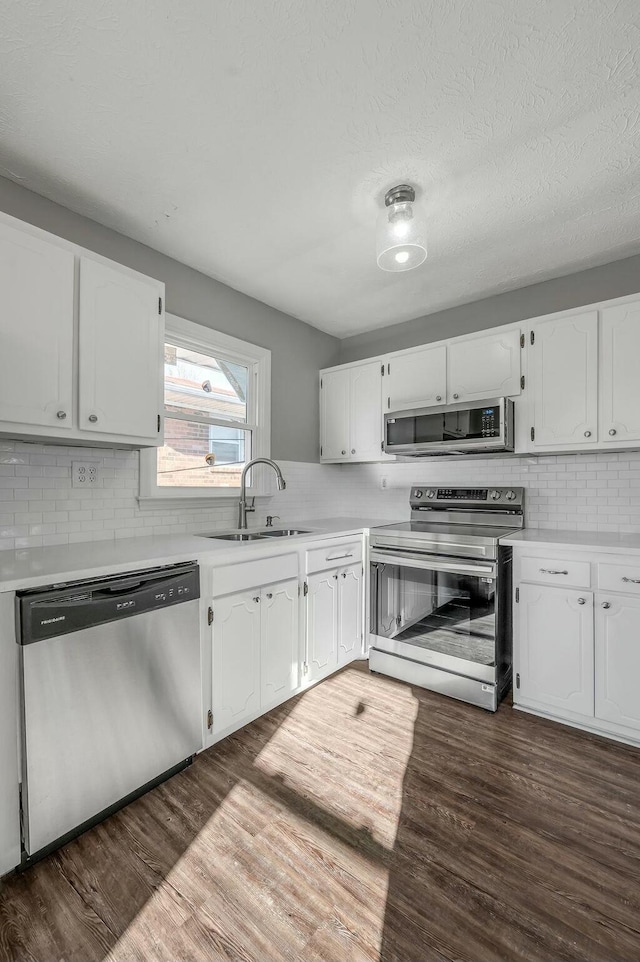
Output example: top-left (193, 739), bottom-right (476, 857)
top-left (41, 616), bottom-right (66, 625)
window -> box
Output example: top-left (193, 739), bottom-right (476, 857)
top-left (140, 314), bottom-right (270, 502)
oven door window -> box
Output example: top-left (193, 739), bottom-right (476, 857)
top-left (372, 560), bottom-right (496, 666)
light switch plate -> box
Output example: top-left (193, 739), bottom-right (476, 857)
top-left (72, 461), bottom-right (101, 488)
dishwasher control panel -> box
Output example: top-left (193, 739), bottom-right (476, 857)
top-left (17, 562), bottom-right (200, 644)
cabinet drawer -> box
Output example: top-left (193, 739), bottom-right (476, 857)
top-left (598, 562), bottom-right (640, 595)
top-left (306, 539), bottom-right (363, 574)
top-left (213, 553), bottom-right (298, 597)
top-left (520, 556), bottom-right (591, 588)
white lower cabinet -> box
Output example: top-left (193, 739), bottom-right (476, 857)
top-left (208, 536), bottom-right (364, 742)
top-left (306, 570), bottom-right (338, 681)
top-left (514, 545), bottom-right (640, 746)
top-left (337, 565), bottom-right (363, 666)
top-left (261, 579), bottom-right (300, 708)
top-left (211, 577), bottom-right (300, 737)
top-left (517, 583), bottom-right (594, 716)
top-left (306, 562), bottom-right (363, 681)
top-left (211, 590), bottom-right (262, 736)
top-left (595, 593), bottom-right (640, 731)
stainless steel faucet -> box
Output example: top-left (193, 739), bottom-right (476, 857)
top-left (238, 458), bottom-right (286, 529)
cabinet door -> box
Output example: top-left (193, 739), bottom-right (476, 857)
top-left (350, 361), bottom-right (384, 461)
top-left (0, 222), bottom-right (74, 429)
top-left (530, 312), bottom-right (598, 448)
top-left (447, 329), bottom-right (521, 402)
top-left (385, 344), bottom-right (447, 412)
top-left (596, 594), bottom-right (640, 731)
top-left (517, 583), bottom-right (594, 716)
top-left (212, 591), bottom-right (261, 734)
top-left (337, 564), bottom-right (362, 667)
top-left (320, 368), bottom-right (350, 460)
top-left (78, 257), bottom-right (163, 441)
top-left (261, 579), bottom-right (300, 708)
top-left (306, 570), bottom-right (338, 681)
top-left (600, 300), bottom-right (640, 443)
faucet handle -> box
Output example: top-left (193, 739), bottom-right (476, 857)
top-left (247, 497), bottom-right (256, 512)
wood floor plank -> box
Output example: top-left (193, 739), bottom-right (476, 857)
top-left (1, 661), bottom-right (640, 961)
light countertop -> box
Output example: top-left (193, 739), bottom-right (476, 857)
top-left (0, 517), bottom-right (397, 592)
top-left (501, 528), bottom-right (640, 557)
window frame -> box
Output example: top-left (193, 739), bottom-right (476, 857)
top-left (139, 313), bottom-right (271, 505)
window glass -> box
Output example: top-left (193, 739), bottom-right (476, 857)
top-left (157, 418), bottom-right (251, 488)
top-left (164, 344), bottom-right (248, 422)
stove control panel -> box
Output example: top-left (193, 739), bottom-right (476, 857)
top-left (410, 485), bottom-right (525, 510)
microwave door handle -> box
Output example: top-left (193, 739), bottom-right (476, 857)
top-left (369, 550), bottom-right (496, 579)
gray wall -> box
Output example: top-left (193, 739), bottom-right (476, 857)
top-left (337, 254), bottom-right (640, 362)
top-left (0, 176), bottom-right (338, 463)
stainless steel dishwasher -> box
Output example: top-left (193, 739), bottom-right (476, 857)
top-left (17, 561), bottom-right (201, 862)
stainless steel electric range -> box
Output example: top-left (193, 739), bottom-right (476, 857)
top-left (368, 485), bottom-right (525, 711)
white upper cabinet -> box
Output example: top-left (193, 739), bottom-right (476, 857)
top-left (78, 258), bottom-right (163, 442)
top-left (321, 360), bottom-right (384, 463)
top-left (0, 222), bottom-right (74, 430)
top-left (385, 344), bottom-right (447, 412)
top-left (447, 328), bottom-right (521, 403)
top-left (0, 214), bottom-right (164, 447)
top-left (320, 368), bottom-right (350, 461)
top-left (350, 360), bottom-right (385, 461)
top-left (599, 300), bottom-right (640, 444)
top-left (530, 311), bottom-right (598, 448)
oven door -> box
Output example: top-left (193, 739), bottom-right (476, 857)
top-left (369, 548), bottom-right (504, 683)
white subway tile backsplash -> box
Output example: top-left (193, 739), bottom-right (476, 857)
top-left (0, 441), bottom-right (637, 551)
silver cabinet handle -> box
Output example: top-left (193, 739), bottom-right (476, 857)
top-left (584, 430), bottom-right (591, 438)
top-left (436, 395), bottom-right (442, 401)
top-left (327, 552), bottom-right (353, 561)
top-left (88, 414), bottom-right (98, 423)
top-left (341, 449), bottom-right (346, 455)
top-left (622, 577), bottom-right (640, 584)
top-left (577, 597), bottom-right (586, 605)
top-left (453, 393), bottom-right (459, 399)
top-left (56, 410), bottom-right (67, 420)
top-left (266, 592), bottom-right (273, 599)
top-left (253, 596), bottom-right (260, 603)
top-left (609, 428), bottom-right (617, 436)
top-left (602, 601), bottom-right (611, 609)
top-left (539, 568), bottom-right (568, 575)
top-left (341, 572), bottom-right (347, 578)
top-left (333, 574), bottom-right (338, 580)
top-left (351, 448), bottom-right (356, 454)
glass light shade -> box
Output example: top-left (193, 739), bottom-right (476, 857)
top-left (376, 199), bottom-right (427, 272)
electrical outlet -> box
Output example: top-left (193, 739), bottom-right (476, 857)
top-left (72, 461), bottom-right (101, 488)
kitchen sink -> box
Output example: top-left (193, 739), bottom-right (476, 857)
top-left (207, 532), bottom-right (265, 541)
top-left (205, 528), bottom-right (312, 541)
top-left (260, 529), bottom-right (312, 537)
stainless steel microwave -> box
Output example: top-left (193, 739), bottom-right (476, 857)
top-left (384, 397), bottom-right (514, 456)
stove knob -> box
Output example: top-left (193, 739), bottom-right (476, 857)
top-left (490, 489), bottom-right (501, 500)
top-left (505, 490), bottom-right (517, 501)
top-left (426, 489), bottom-right (436, 499)
top-left (414, 489), bottom-right (423, 499)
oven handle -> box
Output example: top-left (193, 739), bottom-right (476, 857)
top-left (369, 549), bottom-right (496, 579)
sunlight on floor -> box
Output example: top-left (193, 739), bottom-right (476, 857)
top-left (105, 668), bottom-right (420, 962)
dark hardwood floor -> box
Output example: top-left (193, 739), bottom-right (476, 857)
top-left (2, 662), bottom-right (640, 961)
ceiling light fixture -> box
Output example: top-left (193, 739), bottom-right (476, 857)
top-left (376, 184), bottom-right (427, 272)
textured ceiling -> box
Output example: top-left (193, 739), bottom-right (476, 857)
top-left (0, 1), bottom-right (639, 337)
